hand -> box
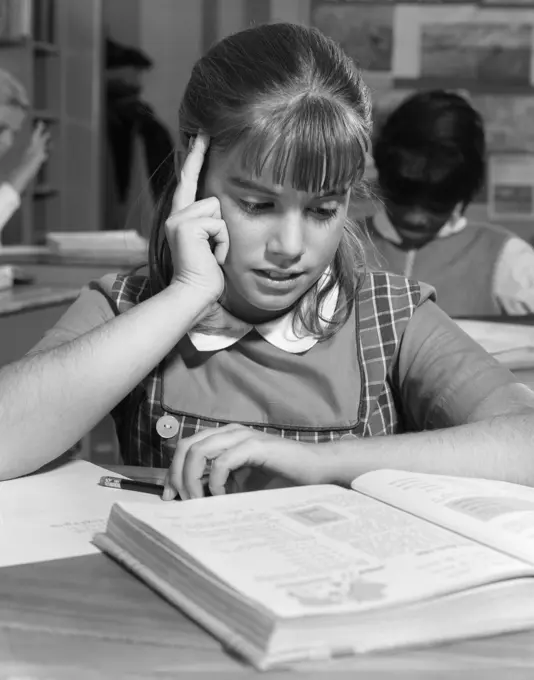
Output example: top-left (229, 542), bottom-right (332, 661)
top-left (27, 120), bottom-right (50, 168)
top-left (9, 121), bottom-right (51, 194)
top-left (165, 133), bottom-right (229, 301)
top-left (163, 424), bottom-right (331, 500)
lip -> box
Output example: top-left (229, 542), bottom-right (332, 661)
top-left (252, 269), bottom-right (304, 292)
top-left (254, 269), bottom-right (304, 279)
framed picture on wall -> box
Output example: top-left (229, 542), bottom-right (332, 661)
top-left (488, 154), bottom-right (534, 220)
top-left (481, 1), bottom-right (534, 5)
top-left (311, 2), bottom-right (394, 71)
top-left (471, 95), bottom-right (534, 153)
top-left (393, 5), bottom-right (534, 92)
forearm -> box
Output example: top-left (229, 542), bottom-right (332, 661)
top-left (0, 183), bottom-right (21, 233)
top-left (8, 164), bottom-right (33, 195)
top-left (328, 411), bottom-right (534, 488)
top-left (0, 282), bottom-right (212, 479)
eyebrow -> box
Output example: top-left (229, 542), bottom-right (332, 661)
top-left (227, 177), bottom-right (347, 199)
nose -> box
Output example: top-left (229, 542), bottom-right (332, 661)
top-left (267, 212), bottom-right (305, 265)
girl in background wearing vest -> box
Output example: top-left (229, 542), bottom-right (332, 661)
top-left (367, 90), bottom-right (534, 318)
top-left (1, 25), bottom-right (534, 499)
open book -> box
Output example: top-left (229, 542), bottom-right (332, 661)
top-left (94, 470), bottom-right (534, 671)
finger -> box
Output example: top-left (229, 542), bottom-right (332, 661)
top-left (164, 218), bottom-right (228, 258)
top-left (163, 423), bottom-right (245, 501)
top-left (36, 124), bottom-right (49, 141)
top-left (209, 437), bottom-right (319, 494)
top-left (208, 440), bottom-right (269, 496)
top-left (172, 132), bottom-right (210, 213)
top-left (182, 427), bottom-right (254, 499)
top-left (213, 226), bottom-right (230, 265)
top-left (165, 197), bottom-right (221, 226)
top-left (164, 428), bottom-right (219, 501)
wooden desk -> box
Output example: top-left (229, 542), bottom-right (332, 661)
top-left (2, 465), bottom-right (534, 678)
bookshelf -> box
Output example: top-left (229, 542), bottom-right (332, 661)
top-left (0, 0), bottom-right (104, 245)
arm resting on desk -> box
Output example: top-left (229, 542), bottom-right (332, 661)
top-left (164, 302), bottom-right (534, 500)
top-left (332, 302), bottom-right (534, 486)
top-left (0, 281), bottom-right (213, 481)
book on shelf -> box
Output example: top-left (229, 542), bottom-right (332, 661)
top-left (95, 469), bottom-right (534, 671)
top-left (45, 230), bottom-right (148, 261)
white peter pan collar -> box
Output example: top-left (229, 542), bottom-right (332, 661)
top-left (189, 271), bottom-right (339, 354)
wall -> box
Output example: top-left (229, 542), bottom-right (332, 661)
top-left (103, 0), bottom-right (140, 47)
top-left (138, 0), bottom-right (202, 135)
top-left (103, 0), bottom-right (312, 136)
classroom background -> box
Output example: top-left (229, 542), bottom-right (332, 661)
top-left (1, 0), bottom-right (533, 462)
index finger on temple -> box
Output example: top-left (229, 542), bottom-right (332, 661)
top-left (171, 132), bottom-right (210, 214)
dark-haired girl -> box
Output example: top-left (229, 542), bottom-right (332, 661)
top-left (369, 90), bottom-right (534, 317)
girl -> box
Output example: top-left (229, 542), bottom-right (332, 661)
top-left (0, 24), bottom-right (533, 499)
top-left (0, 68), bottom-right (50, 240)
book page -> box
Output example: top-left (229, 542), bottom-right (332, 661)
top-left (352, 470), bottom-right (534, 565)
top-left (0, 459), bottom-right (163, 567)
top-left (112, 485), bottom-right (532, 619)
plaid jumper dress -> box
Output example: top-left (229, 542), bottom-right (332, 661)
top-left (108, 272), bottom-right (433, 468)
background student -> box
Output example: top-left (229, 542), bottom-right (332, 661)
top-left (0, 68), bottom-right (49, 242)
top-left (367, 90), bottom-right (534, 317)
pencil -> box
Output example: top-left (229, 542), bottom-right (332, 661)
top-left (99, 475), bottom-right (164, 496)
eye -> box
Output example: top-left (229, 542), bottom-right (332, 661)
top-left (238, 199), bottom-right (273, 215)
top-left (310, 206), bottom-right (339, 222)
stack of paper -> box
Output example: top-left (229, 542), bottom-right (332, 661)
top-left (46, 231), bottom-right (148, 260)
top-left (0, 460), bottom-right (163, 567)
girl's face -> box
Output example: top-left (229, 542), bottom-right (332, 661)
top-left (201, 146), bottom-right (350, 323)
top-left (0, 106), bottom-right (25, 157)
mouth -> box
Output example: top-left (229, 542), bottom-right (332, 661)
top-left (252, 269), bottom-right (305, 292)
top-left (253, 269), bottom-right (304, 281)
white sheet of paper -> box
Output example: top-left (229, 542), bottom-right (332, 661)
top-left (0, 460), bottom-right (164, 567)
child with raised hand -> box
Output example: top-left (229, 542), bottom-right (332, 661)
top-left (0, 68), bottom-right (50, 239)
top-left (0, 24), bottom-right (533, 497)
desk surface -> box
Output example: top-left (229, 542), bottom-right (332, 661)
top-left (0, 283), bottom-right (79, 317)
top-left (2, 464), bottom-right (534, 678)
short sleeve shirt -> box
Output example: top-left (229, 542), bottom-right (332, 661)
top-left (29, 273), bottom-right (519, 435)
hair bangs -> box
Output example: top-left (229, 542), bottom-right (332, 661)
top-left (236, 95), bottom-right (369, 195)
